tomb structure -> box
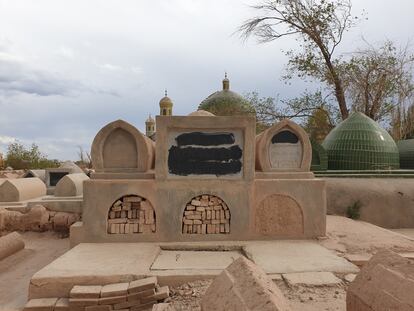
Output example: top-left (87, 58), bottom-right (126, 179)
top-left (71, 113), bottom-right (326, 244)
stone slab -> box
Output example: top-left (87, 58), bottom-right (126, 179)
top-left (282, 272), bottom-right (342, 287)
top-left (100, 282), bottom-right (129, 298)
top-left (29, 243), bottom-right (160, 299)
top-left (151, 250), bottom-right (242, 270)
top-left (23, 298), bottom-right (58, 311)
top-left (244, 241), bottom-right (359, 274)
top-left (70, 285), bottom-right (102, 299)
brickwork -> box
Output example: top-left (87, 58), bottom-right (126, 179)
top-left (182, 195), bottom-right (230, 234)
top-left (107, 195), bottom-right (156, 234)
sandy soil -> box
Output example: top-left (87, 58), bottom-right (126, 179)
top-left (0, 231), bottom-right (69, 311)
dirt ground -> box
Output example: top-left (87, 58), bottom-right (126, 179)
top-left (0, 231), bottom-right (69, 311)
top-left (1, 216), bottom-right (414, 311)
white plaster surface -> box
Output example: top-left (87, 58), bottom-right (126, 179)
top-left (243, 241), bottom-right (359, 274)
top-left (151, 250), bottom-right (242, 270)
top-left (269, 142), bottom-right (302, 169)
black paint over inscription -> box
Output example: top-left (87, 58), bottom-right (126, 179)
top-left (176, 132), bottom-right (235, 146)
top-left (272, 130), bottom-right (299, 144)
top-left (169, 145), bottom-right (242, 163)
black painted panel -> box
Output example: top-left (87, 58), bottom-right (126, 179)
top-left (272, 130), bottom-right (299, 144)
top-left (176, 132), bottom-right (235, 146)
top-left (168, 145), bottom-right (242, 163)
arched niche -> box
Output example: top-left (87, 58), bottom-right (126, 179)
top-left (107, 194), bottom-right (156, 234)
top-left (255, 119), bottom-right (311, 172)
top-left (255, 194), bottom-right (304, 237)
top-left (182, 194), bottom-right (230, 234)
top-left (91, 120), bottom-right (155, 172)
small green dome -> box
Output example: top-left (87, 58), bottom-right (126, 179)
top-left (198, 75), bottom-right (254, 116)
top-left (310, 139), bottom-right (328, 171)
top-left (322, 112), bottom-right (400, 170)
top-left (397, 139), bottom-right (414, 169)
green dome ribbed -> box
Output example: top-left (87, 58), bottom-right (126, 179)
top-left (310, 139), bottom-right (328, 171)
top-left (397, 139), bottom-right (414, 169)
top-left (198, 76), bottom-right (254, 116)
top-left (322, 112), bottom-right (400, 170)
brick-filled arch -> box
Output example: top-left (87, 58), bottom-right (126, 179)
top-left (182, 194), bottom-right (230, 234)
top-left (107, 195), bottom-right (156, 234)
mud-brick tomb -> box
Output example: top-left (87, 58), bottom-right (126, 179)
top-left (25, 113), bottom-right (332, 310)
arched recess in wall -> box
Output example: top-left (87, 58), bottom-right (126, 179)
top-left (255, 119), bottom-right (311, 172)
top-left (182, 194), bottom-right (230, 234)
top-left (107, 195), bottom-right (156, 234)
top-left (255, 194), bottom-right (304, 237)
top-left (91, 119), bottom-right (155, 172)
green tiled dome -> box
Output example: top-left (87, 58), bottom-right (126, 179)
top-left (199, 75), bottom-right (254, 116)
top-left (311, 139), bottom-right (328, 171)
top-left (397, 139), bottom-right (414, 169)
top-left (322, 112), bottom-right (400, 170)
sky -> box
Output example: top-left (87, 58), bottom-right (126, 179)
top-left (0, 0), bottom-right (413, 160)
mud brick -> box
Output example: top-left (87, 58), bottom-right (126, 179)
top-left (206, 210), bottom-right (211, 220)
top-left (191, 200), bottom-right (201, 206)
top-left (215, 224), bottom-right (220, 234)
top-left (128, 219), bottom-right (140, 224)
top-left (145, 210), bottom-right (155, 224)
top-left (69, 298), bottom-right (99, 307)
top-left (128, 289), bottom-right (155, 301)
top-left (113, 299), bottom-right (142, 310)
top-left (151, 224), bottom-right (156, 232)
top-left (139, 211), bottom-right (145, 222)
top-left (211, 219), bottom-right (220, 225)
top-left (124, 196), bottom-right (142, 203)
top-left (99, 295), bottom-right (126, 305)
top-left (124, 223), bottom-right (130, 234)
top-left (184, 211), bottom-right (194, 216)
top-left (213, 205), bottom-right (222, 211)
top-left (109, 224), bottom-right (116, 234)
top-left (225, 210), bottom-right (230, 219)
top-left (211, 211), bottom-right (215, 220)
top-left (115, 211), bottom-right (121, 218)
top-left (114, 224), bottom-right (120, 234)
top-left (119, 224), bottom-right (125, 234)
top-left (193, 219), bottom-right (202, 225)
top-left (132, 210), bottom-right (137, 218)
top-left (222, 203), bottom-right (228, 210)
top-left (142, 224), bottom-right (153, 233)
top-left (196, 206), bottom-right (205, 212)
top-left (188, 225), bottom-right (193, 234)
top-left (201, 195), bottom-right (209, 200)
top-left (201, 224), bottom-right (207, 234)
top-left (154, 286), bottom-right (169, 301)
top-left (225, 223), bottom-right (230, 233)
top-left (207, 224), bottom-right (214, 234)
top-left (220, 224), bottom-right (225, 233)
top-left (109, 211), bottom-right (116, 219)
top-left (140, 294), bottom-right (158, 304)
top-left (183, 219), bottom-right (193, 225)
top-left (128, 277), bottom-right (157, 294)
top-left (200, 200), bottom-right (209, 207)
top-left (55, 298), bottom-right (69, 311)
top-left (187, 214), bottom-right (202, 220)
top-left (114, 200), bottom-right (122, 207)
top-left (138, 224), bottom-right (143, 233)
top-left (101, 283), bottom-right (129, 298)
top-left (120, 211), bottom-right (127, 218)
top-left (112, 206), bottom-right (122, 212)
top-left (85, 306), bottom-right (112, 311)
top-left (182, 225), bottom-right (188, 234)
top-left (220, 210), bottom-right (225, 219)
top-left (133, 223), bottom-right (139, 233)
top-left (186, 205), bottom-right (195, 211)
top-left (201, 211), bottom-right (206, 220)
top-left (127, 210), bottom-right (132, 218)
top-left (122, 203), bottom-right (131, 211)
top-left (70, 286), bottom-right (102, 299)
top-left (23, 298), bottom-right (58, 311)
top-left (108, 218), bottom-right (127, 224)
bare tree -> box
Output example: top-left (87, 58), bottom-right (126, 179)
top-left (239, 0), bottom-right (359, 120)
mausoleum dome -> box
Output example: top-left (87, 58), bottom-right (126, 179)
top-left (188, 110), bottom-right (215, 117)
top-left (198, 74), bottom-right (254, 116)
top-left (397, 139), bottom-right (414, 169)
top-left (159, 95), bottom-right (173, 109)
top-left (322, 112), bottom-right (400, 170)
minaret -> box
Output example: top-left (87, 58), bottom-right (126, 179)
top-left (159, 89), bottom-right (173, 116)
top-left (222, 72), bottom-right (230, 91)
top-left (145, 114), bottom-right (155, 138)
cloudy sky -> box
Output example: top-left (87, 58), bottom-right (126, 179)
top-left (0, 0), bottom-right (412, 160)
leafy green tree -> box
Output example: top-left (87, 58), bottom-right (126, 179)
top-left (239, 0), bottom-right (359, 120)
top-left (5, 142), bottom-right (60, 169)
top-left (303, 107), bottom-right (333, 142)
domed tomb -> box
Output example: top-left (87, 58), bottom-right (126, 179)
top-left (397, 139), bottom-right (414, 169)
top-left (322, 112), bottom-right (400, 170)
top-left (198, 74), bottom-right (254, 116)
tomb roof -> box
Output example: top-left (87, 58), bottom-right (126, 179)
top-left (198, 74), bottom-right (254, 116)
top-left (397, 139), bottom-right (414, 169)
top-left (322, 112), bottom-right (399, 170)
